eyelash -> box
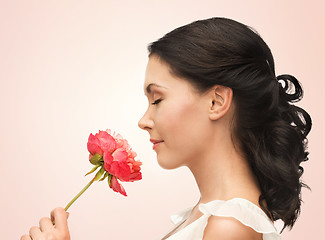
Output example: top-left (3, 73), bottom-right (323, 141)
top-left (151, 99), bottom-right (162, 105)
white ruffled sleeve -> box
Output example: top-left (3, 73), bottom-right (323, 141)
top-left (170, 207), bottom-right (192, 225)
top-left (198, 198), bottom-right (281, 240)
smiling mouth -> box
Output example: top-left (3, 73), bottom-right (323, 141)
top-left (150, 139), bottom-right (163, 143)
top-left (150, 139), bottom-right (164, 150)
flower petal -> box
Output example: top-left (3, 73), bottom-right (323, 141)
top-left (110, 161), bottom-right (131, 181)
top-left (128, 171), bottom-right (142, 181)
top-left (109, 149), bottom-right (131, 180)
top-left (109, 175), bottom-right (127, 196)
top-left (96, 130), bottom-right (116, 153)
top-left (103, 152), bottom-right (113, 173)
top-left (87, 133), bottom-right (103, 156)
top-left (112, 148), bottom-right (128, 162)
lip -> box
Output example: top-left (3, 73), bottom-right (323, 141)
top-left (150, 139), bottom-right (164, 150)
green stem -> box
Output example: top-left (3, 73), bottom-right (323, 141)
top-left (64, 177), bottom-right (95, 211)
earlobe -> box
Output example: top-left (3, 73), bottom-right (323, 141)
top-left (209, 86), bottom-right (233, 121)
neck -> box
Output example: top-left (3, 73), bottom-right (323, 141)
top-left (187, 137), bottom-right (261, 206)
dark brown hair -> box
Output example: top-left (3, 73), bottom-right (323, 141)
top-left (147, 17), bottom-right (312, 230)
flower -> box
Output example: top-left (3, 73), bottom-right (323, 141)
top-left (64, 129), bottom-right (142, 211)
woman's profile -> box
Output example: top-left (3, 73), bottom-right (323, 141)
top-left (20, 17), bottom-right (312, 240)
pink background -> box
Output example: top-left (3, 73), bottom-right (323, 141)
top-left (0, 0), bottom-right (324, 239)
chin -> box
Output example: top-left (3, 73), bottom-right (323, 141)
top-left (156, 155), bottom-right (182, 170)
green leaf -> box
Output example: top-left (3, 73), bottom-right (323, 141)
top-left (90, 153), bottom-right (103, 165)
top-left (99, 172), bottom-right (108, 181)
top-left (93, 167), bottom-right (105, 181)
top-left (107, 174), bottom-right (112, 186)
top-left (85, 164), bottom-right (101, 176)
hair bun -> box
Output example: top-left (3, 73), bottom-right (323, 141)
top-left (277, 74), bottom-right (303, 102)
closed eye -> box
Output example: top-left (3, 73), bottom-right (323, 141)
top-left (151, 99), bottom-right (162, 105)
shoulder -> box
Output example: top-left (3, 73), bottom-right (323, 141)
top-left (202, 215), bottom-right (262, 240)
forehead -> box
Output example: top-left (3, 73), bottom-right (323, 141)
top-left (144, 56), bottom-right (169, 91)
top-left (143, 55), bottom-right (200, 97)
top-left (143, 56), bottom-right (172, 94)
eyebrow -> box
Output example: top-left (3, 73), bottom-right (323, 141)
top-left (145, 83), bottom-right (167, 94)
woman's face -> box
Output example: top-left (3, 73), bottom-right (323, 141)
top-left (138, 55), bottom-right (212, 169)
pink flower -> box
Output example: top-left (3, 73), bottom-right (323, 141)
top-left (87, 129), bottom-right (142, 196)
top-left (64, 129), bottom-right (142, 211)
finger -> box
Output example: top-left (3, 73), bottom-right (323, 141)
top-left (29, 226), bottom-right (41, 239)
top-left (52, 212), bottom-right (69, 225)
top-left (20, 234), bottom-right (32, 240)
top-left (51, 207), bottom-right (69, 231)
top-left (39, 217), bottom-right (54, 231)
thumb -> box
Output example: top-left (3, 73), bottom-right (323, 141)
top-left (51, 209), bottom-right (69, 225)
top-left (51, 207), bottom-right (69, 231)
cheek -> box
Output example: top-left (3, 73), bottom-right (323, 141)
top-left (158, 101), bottom-right (207, 150)
top-left (159, 102), bottom-right (193, 134)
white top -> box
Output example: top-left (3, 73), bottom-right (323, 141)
top-left (163, 198), bottom-right (281, 240)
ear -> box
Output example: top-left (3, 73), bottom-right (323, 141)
top-left (208, 85), bottom-right (233, 121)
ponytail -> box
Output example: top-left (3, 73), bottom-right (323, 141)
top-left (252, 74), bottom-right (312, 230)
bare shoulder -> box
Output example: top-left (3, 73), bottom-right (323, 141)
top-left (202, 216), bottom-right (262, 240)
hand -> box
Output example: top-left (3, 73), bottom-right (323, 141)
top-left (20, 207), bottom-right (70, 240)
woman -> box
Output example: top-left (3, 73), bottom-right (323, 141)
top-left (20, 17), bottom-right (311, 240)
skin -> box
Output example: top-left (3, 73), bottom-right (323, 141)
top-left (20, 54), bottom-right (263, 240)
top-left (139, 55), bottom-right (263, 239)
top-left (20, 207), bottom-right (70, 240)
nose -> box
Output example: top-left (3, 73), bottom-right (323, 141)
top-left (138, 109), bottom-right (154, 131)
